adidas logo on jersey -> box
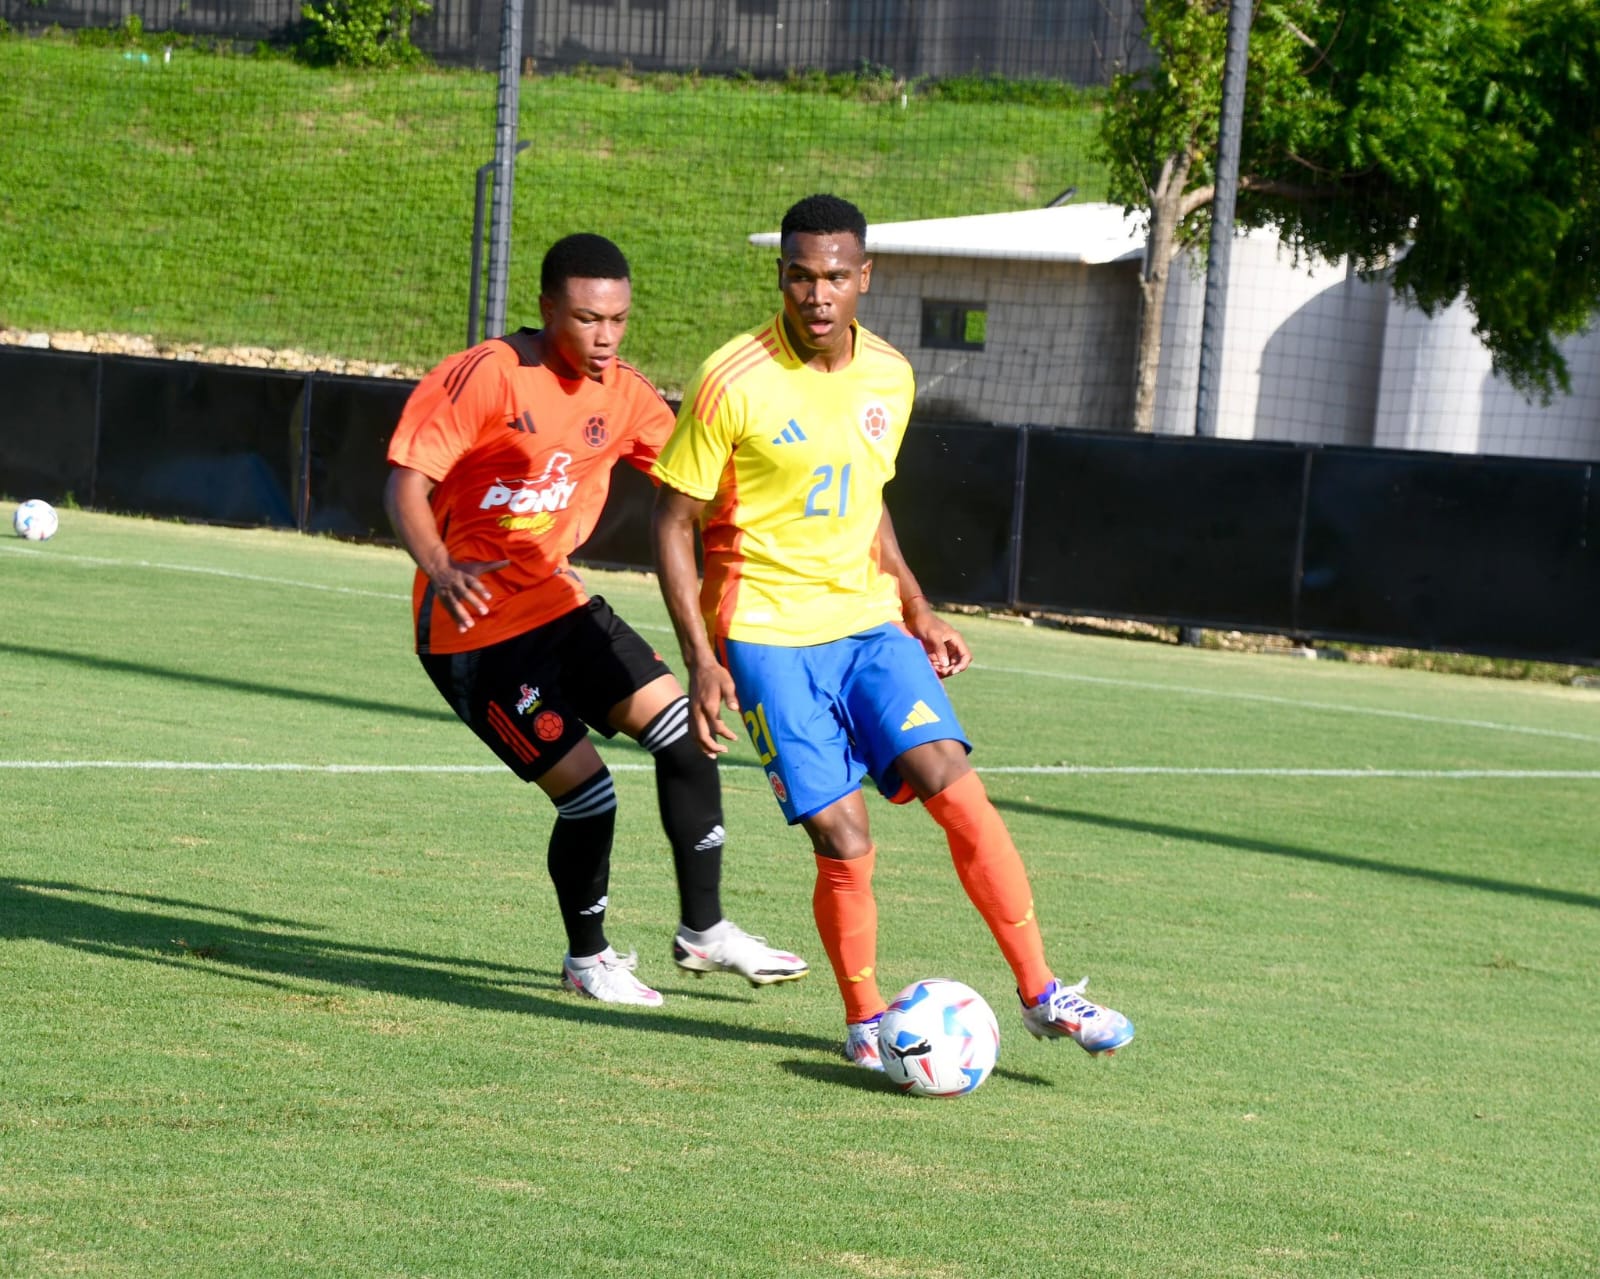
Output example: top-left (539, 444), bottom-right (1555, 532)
top-left (771, 418), bottom-right (808, 445)
top-left (900, 701), bottom-right (941, 731)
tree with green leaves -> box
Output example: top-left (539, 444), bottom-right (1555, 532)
top-left (1100, 0), bottom-right (1600, 432)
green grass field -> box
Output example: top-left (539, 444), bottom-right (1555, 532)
top-left (0, 36), bottom-right (1108, 392)
top-left (3, 509), bottom-right (1598, 1277)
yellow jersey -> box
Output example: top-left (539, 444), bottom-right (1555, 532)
top-left (653, 314), bottom-right (915, 645)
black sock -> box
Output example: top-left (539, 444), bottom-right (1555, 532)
top-left (546, 768), bottom-right (617, 957)
top-left (639, 697), bottom-right (725, 932)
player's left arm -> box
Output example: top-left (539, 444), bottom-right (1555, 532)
top-left (877, 506), bottom-right (972, 678)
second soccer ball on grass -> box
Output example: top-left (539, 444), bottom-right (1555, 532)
top-left (12, 499), bottom-right (58, 541)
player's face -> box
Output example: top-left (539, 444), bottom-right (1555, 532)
top-left (540, 275), bottom-right (631, 380)
top-left (777, 231), bottom-right (872, 366)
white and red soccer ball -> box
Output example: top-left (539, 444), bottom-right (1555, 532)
top-left (12, 499), bottom-right (58, 542)
top-left (879, 978), bottom-right (1000, 1098)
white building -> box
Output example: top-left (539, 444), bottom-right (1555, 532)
top-left (752, 203), bottom-right (1600, 462)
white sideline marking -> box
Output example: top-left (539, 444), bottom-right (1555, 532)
top-left (2, 544), bottom-right (410, 602)
top-left (9, 545), bottom-right (1590, 740)
top-left (3, 760), bottom-right (1598, 780)
top-left (0, 544), bottom-right (678, 628)
top-left (977, 664), bottom-right (1600, 745)
top-left (979, 766), bottom-right (1600, 779)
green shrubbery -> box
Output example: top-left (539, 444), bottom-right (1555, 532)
top-left (295, 0), bottom-right (433, 68)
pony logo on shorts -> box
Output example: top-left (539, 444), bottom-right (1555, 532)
top-left (515, 684), bottom-right (541, 714)
top-left (534, 711), bottom-right (565, 742)
top-left (859, 402), bottom-right (892, 443)
top-left (767, 771), bottom-right (789, 804)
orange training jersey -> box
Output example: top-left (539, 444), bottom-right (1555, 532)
top-left (387, 328), bottom-right (674, 653)
top-left (652, 315), bottom-right (915, 646)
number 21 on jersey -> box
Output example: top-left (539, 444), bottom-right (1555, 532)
top-left (804, 463), bottom-right (851, 518)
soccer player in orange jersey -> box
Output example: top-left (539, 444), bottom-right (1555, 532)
top-left (651, 195), bottom-right (1133, 1064)
top-left (385, 233), bottom-right (807, 1005)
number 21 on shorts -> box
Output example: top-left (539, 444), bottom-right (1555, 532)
top-left (742, 703), bottom-right (778, 765)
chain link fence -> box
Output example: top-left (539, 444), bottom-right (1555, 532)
top-left (0, 0), bottom-right (1149, 80)
top-left (3, 2), bottom-right (1595, 458)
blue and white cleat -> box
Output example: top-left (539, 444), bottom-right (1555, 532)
top-left (1020, 977), bottom-right (1133, 1055)
top-left (842, 1012), bottom-right (886, 1071)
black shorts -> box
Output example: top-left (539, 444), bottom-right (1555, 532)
top-left (420, 596), bottom-right (672, 783)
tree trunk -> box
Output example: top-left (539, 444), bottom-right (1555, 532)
top-left (1132, 151), bottom-right (1192, 433)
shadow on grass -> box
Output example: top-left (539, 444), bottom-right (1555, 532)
top-left (0, 878), bottom-right (838, 1057)
top-left (0, 641), bottom-right (459, 725)
top-left (778, 1059), bottom-right (1056, 1092)
top-left (778, 1059), bottom-right (900, 1093)
top-left (992, 799), bottom-right (1600, 911)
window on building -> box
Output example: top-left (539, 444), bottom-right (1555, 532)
top-left (737, 0), bottom-right (780, 13)
top-left (921, 300), bottom-right (988, 351)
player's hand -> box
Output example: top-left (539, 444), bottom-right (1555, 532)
top-left (905, 602), bottom-right (972, 678)
top-left (431, 557), bottom-right (511, 632)
top-left (687, 655), bottom-right (741, 757)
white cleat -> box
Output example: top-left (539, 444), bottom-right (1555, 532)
top-left (672, 923), bottom-right (809, 987)
top-left (562, 947), bottom-right (664, 1007)
top-left (842, 1013), bottom-right (885, 1071)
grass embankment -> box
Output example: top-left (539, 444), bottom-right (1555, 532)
top-left (0, 34), bottom-right (1107, 392)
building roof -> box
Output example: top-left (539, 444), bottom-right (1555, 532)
top-left (747, 201), bottom-right (1148, 265)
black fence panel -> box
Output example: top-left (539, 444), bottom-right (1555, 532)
top-left (94, 357), bottom-right (304, 527)
top-left (0, 347), bottom-right (100, 504)
top-left (304, 374), bottom-right (416, 538)
top-left (890, 422), bottom-right (1020, 605)
top-left (1019, 431), bottom-right (1307, 629)
top-left (580, 460), bottom-right (660, 573)
top-left (1299, 450), bottom-right (1599, 662)
top-left (6, 351), bottom-right (1598, 664)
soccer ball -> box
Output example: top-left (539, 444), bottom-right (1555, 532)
top-left (879, 978), bottom-right (1000, 1098)
top-left (12, 499), bottom-right (59, 542)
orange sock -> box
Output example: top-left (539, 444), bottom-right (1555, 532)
top-left (924, 771), bottom-right (1055, 1003)
top-left (812, 849), bottom-right (884, 1022)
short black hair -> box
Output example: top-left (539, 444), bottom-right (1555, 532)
top-left (780, 193), bottom-right (867, 248)
top-left (541, 233), bottom-right (630, 297)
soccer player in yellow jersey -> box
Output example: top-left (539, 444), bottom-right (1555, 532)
top-left (652, 194), bottom-right (1133, 1068)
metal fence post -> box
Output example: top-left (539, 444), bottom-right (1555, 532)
top-left (484, 0), bottom-right (525, 341)
top-left (1183, 0), bottom-right (1252, 646)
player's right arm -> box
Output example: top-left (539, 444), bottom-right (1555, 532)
top-left (383, 466), bottom-right (510, 633)
top-left (652, 483), bottom-right (740, 756)
top-left (650, 340), bottom-right (752, 754)
top-left (387, 345), bottom-right (517, 632)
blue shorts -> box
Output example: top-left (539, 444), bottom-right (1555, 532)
top-left (721, 623), bottom-right (970, 825)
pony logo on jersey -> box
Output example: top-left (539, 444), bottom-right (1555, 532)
top-left (515, 684), bottom-right (542, 714)
top-left (582, 415), bottom-right (609, 448)
top-left (480, 452), bottom-right (577, 531)
top-left (859, 402), bottom-right (892, 443)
